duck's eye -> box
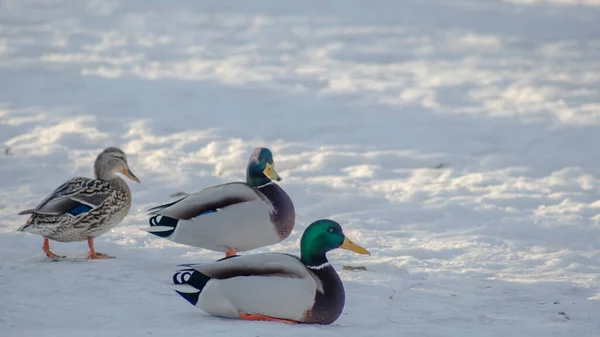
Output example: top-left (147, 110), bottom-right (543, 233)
top-left (327, 227), bottom-right (335, 233)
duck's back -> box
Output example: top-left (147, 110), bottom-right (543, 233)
top-left (19, 177), bottom-right (131, 242)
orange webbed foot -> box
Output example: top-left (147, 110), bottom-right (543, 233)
top-left (87, 237), bottom-right (115, 259)
top-left (45, 251), bottom-right (66, 260)
top-left (43, 238), bottom-right (65, 260)
top-left (88, 252), bottom-right (115, 259)
top-left (240, 313), bottom-right (298, 324)
top-left (225, 248), bottom-right (237, 257)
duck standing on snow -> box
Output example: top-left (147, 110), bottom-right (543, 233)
top-left (172, 219), bottom-right (370, 324)
top-left (18, 147), bottom-right (140, 260)
top-left (144, 147), bottom-right (295, 257)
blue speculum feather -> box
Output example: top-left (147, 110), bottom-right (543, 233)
top-left (195, 209), bottom-right (216, 217)
top-left (66, 204), bottom-right (92, 216)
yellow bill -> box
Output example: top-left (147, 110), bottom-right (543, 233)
top-left (263, 162), bottom-right (282, 181)
top-left (340, 236), bottom-right (370, 255)
top-left (122, 168), bottom-right (141, 183)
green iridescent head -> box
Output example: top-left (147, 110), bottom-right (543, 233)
top-left (246, 147), bottom-right (281, 187)
top-left (300, 219), bottom-right (370, 267)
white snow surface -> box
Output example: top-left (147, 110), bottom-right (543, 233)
top-left (1, 0), bottom-right (600, 336)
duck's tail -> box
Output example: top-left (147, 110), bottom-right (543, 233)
top-left (17, 213), bottom-right (35, 232)
top-left (145, 214), bottom-right (179, 238)
top-left (18, 209), bottom-right (34, 215)
top-left (172, 268), bottom-right (211, 306)
top-left (146, 196), bottom-right (187, 215)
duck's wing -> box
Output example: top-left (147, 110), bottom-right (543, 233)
top-left (147, 182), bottom-right (270, 220)
top-left (183, 253), bottom-right (311, 280)
top-left (19, 177), bottom-right (113, 217)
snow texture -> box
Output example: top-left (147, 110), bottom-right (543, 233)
top-left (1, 0), bottom-right (599, 336)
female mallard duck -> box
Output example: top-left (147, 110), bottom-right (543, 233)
top-left (17, 147), bottom-right (140, 260)
top-left (172, 219), bottom-right (370, 324)
top-left (144, 147), bottom-right (294, 257)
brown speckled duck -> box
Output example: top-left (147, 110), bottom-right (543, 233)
top-left (18, 147), bottom-right (140, 260)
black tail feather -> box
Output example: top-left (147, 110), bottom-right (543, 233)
top-left (173, 268), bottom-right (212, 307)
top-left (173, 268), bottom-right (211, 289)
top-left (175, 290), bottom-right (201, 306)
top-left (173, 268), bottom-right (195, 285)
top-left (146, 214), bottom-right (179, 238)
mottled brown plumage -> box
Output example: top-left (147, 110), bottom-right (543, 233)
top-left (18, 147), bottom-right (140, 259)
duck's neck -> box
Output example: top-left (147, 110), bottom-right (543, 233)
top-left (95, 170), bottom-right (131, 195)
top-left (300, 254), bottom-right (345, 325)
top-left (94, 163), bottom-right (115, 181)
top-left (301, 253), bottom-right (330, 270)
top-left (107, 175), bottom-right (130, 193)
top-left (300, 235), bottom-right (331, 269)
top-left (246, 173), bottom-right (271, 188)
top-left (255, 181), bottom-right (295, 240)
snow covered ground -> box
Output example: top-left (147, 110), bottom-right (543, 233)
top-left (1, 0), bottom-right (599, 336)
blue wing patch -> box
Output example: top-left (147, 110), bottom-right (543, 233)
top-left (195, 209), bottom-right (216, 217)
top-left (66, 204), bottom-right (93, 216)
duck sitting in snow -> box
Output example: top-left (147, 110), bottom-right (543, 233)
top-left (144, 147), bottom-right (295, 257)
top-left (172, 219), bottom-right (370, 325)
top-left (18, 147), bottom-right (140, 260)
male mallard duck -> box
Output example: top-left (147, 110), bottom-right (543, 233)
top-left (18, 147), bottom-right (140, 260)
top-left (172, 219), bottom-right (370, 325)
top-left (144, 147), bottom-right (294, 257)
